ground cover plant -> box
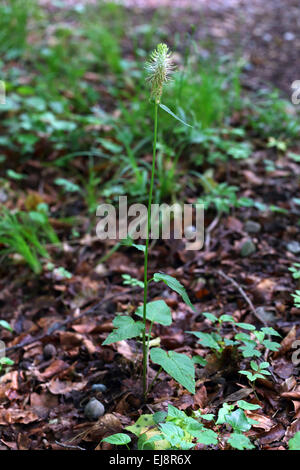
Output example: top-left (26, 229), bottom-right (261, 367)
top-left (0, 0), bottom-right (300, 453)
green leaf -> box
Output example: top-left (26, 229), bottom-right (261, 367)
top-left (167, 405), bottom-right (186, 419)
top-left (102, 315), bottom-right (144, 345)
top-left (202, 312), bottom-right (218, 323)
top-left (150, 348), bottom-right (195, 394)
top-left (225, 409), bottom-right (252, 432)
top-left (0, 357), bottom-right (14, 366)
top-left (192, 355), bottom-right (207, 366)
top-left (0, 320), bottom-right (13, 332)
top-left (228, 433), bottom-right (254, 450)
top-left (153, 411), bottom-right (167, 424)
top-left (237, 400), bottom-right (261, 411)
top-left (159, 103), bottom-right (193, 128)
top-left (195, 429), bottom-right (218, 446)
top-left (188, 331), bottom-right (221, 351)
top-left (216, 403), bottom-right (234, 425)
top-left (289, 431), bottom-right (300, 450)
top-left (54, 178), bottom-right (80, 193)
top-left (102, 433), bottom-right (131, 446)
top-left (121, 236), bottom-right (145, 253)
top-left (7, 169), bottom-right (27, 180)
top-left (236, 323), bottom-right (256, 331)
top-left (262, 340), bottom-right (280, 351)
top-left (219, 314), bottom-right (235, 323)
top-left (239, 344), bottom-right (261, 358)
top-left (250, 361), bottom-right (259, 371)
top-left (126, 414), bottom-right (155, 436)
top-left (135, 300), bottom-right (172, 326)
top-left (159, 422), bottom-right (184, 447)
top-left (259, 361), bottom-right (270, 369)
top-left (261, 327), bottom-right (281, 337)
top-left (153, 273), bottom-right (194, 310)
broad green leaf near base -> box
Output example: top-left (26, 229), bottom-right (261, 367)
top-left (135, 300), bottom-right (172, 326)
top-left (153, 273), bottom-right (194, 310)
top-left (102, 315), bottom-right (144, 345)
top-left (126, 414), bottom-right (156, 436)
top-left (195, 429), bottom-right (218, 446)
top-left (150, 347), bottom-right (195, 394)
top-left (289, 431), bottom-right (300, 450)
top-left (228, 433), bottom-right (254, 450)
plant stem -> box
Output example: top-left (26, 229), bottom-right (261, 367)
top-left (142, 101), bottom-right (158, 398)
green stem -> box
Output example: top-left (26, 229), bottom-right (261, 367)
top-left (142, 101), bottom-right (158, 398)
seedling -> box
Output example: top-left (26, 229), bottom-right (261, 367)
top-left (188, 312), bottom-right (280, 361)
top-left (239, 360), bottom-right (272, 383)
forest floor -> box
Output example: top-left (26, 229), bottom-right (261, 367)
top-left (0, 0), bottom-right (300, 451)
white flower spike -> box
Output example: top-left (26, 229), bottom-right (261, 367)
top-left (145, 43), bottom-right (174, 104)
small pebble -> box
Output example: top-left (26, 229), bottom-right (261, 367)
top-left (244, 220), bottom-right (261, 234)
top-left (287, 241), bottom-right (300, 254)
top-left (240, 239), bottom-right (256, 257)
top-left (84, 398), bottom-right (105, 421)
top-left (91, 384), bottom-right (107, 393)
top-left (284, 32), bottom-right (295, 41)
top-left (43, 343), bottom-right (57, 360)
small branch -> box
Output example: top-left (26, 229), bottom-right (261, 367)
top-left (205, 214), bottom-right (220, 251)
top-left (54, 441), bottom-right (85, 451)
top-left (217, 270), bottom-right (267, 325)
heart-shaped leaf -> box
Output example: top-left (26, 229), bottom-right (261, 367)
top-left (102, 315), bottom-right (144, 345)
top-left (150, 347), bottom-right (195, 393)
top-left (135, 300), bottom-right (172, 326)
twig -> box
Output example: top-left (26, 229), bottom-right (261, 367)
top-left (217, 269), bottom-right (267, 325)
top-left (6, 287), bottom-right (138, 353)
top-left (205, 214), bottom-right (220, 251)
top-left (54, 440), bottom-right (85, 450)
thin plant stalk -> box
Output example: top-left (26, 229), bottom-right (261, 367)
top-left (142, 101), bottom-right (158, 397)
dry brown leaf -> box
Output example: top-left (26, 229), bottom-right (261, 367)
top-left (0, 408), bottom-right (39, 425)
top-left (30, 392), bottom-right (59, 418)
top-left (274, 326), bottom-right (297, 357)
top-left (47, 378), bottom-right (87, 395)
top-left (259, 424), bottom-right (286, 445)
top-left (38, 359), bottom-right (69, 381)
top-left (245, 411), bottom-right (274, 431)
